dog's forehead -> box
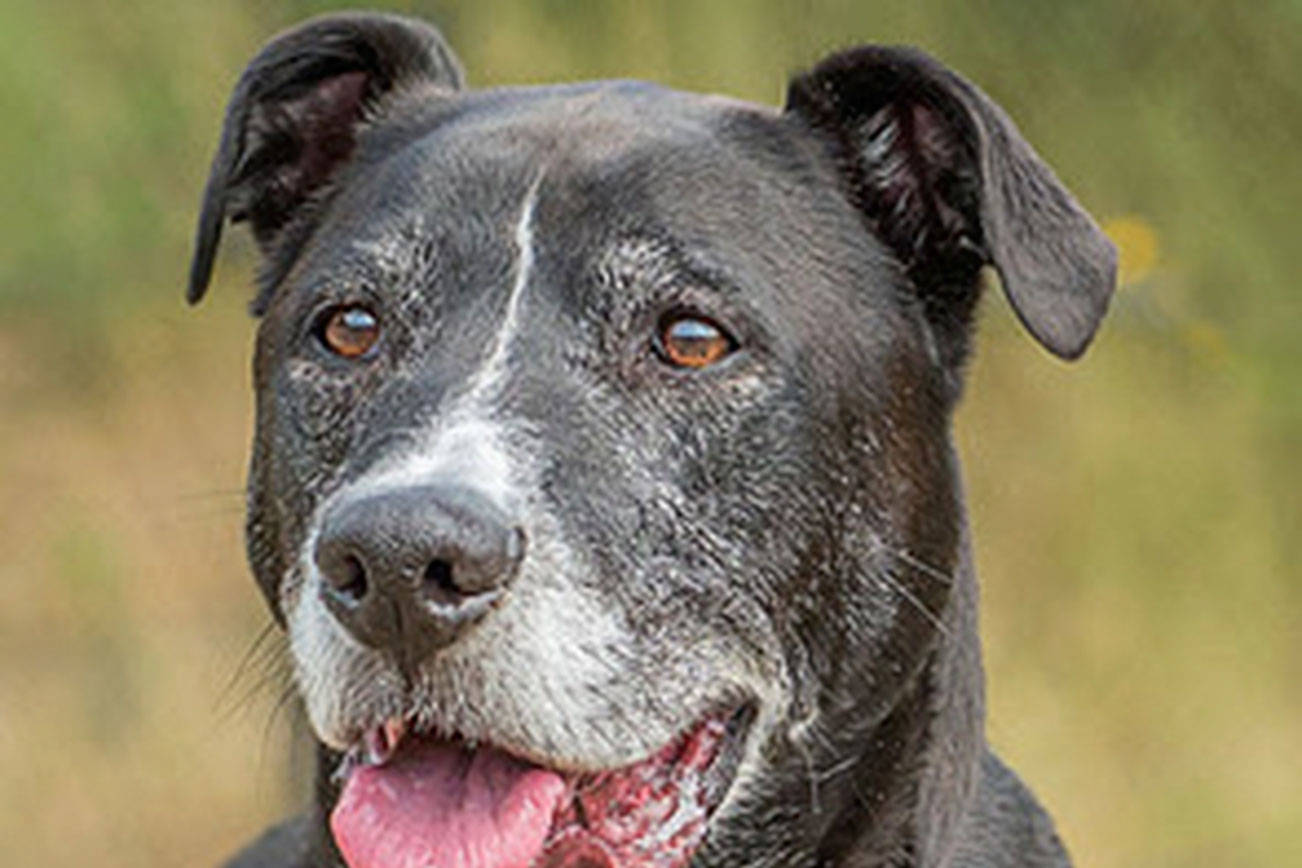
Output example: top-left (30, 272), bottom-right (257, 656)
top-left (394, 79), bottom-right (785, 178)
top-left (296, 80), bottom-right (867, 295)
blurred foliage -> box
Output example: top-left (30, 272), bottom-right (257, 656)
top-left (0, 1), bottom-right (1298, 865)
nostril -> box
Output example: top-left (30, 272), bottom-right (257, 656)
top-left (423, 558), bottom-right (458, 601)
top-left (333, 554), bottom-right (369, 604)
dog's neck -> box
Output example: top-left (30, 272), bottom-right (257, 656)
top-left (827, 519), bottom-right (984, 867)
top-left (910, 519), bottom-right (985, 865)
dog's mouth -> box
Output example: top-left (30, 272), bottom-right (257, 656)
top-left (330, 705), bottom-right (755, 868)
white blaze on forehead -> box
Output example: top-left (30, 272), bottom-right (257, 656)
top-left (461, 175), bottom-right (541, 405)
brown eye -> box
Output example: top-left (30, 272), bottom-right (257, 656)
top-left (319, 305), bottom-right (380, 359)
top-left (656, 314), bottom-right (736, 369)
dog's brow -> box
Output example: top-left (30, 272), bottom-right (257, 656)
top-left (596, 235), bottom-right (746, 303)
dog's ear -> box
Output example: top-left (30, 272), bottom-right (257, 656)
top-left (187, 12), bottom-right (463, 305)
top-left (786, 47), bottom-right (1115, 360)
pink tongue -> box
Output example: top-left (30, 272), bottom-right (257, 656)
top-left (331, 740), bottom-right (567, 868)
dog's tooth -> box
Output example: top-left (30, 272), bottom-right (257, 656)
top-left (383, 716), bottom-right (408, 751)
top-left (359, 717), bottom-right (409, 766)
top-left (363, 726), bottom-right (388, 766)
top-left (332, 749), bottom-right (361, 784)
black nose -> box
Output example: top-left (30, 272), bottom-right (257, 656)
top-left (314, 484), bottom-right (524, 666)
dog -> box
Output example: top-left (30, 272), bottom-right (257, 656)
top-left (188, 11), bottom-right (1115, 867)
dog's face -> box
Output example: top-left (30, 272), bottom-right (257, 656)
top-left (191, 13), bottom-right (1113, 867)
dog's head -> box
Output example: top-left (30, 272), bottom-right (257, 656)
top-left (190, 13), bottom-right (1113, 867)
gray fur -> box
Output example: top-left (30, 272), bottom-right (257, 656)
top-left (190, 12), bottom-right (1115, 868)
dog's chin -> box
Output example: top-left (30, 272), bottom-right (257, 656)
top-left (326, 704), bottom-right (755, 868)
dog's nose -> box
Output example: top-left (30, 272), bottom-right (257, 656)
top-left (313, 485), bottom-right (524, 665)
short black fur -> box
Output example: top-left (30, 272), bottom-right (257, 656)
top-left (188, 13), bottom-right (1116, 868)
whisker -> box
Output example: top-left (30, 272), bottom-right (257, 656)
top-left (792, 731), bottom-right (820, 816)
top-left (869, 538), bottom-right (955, 586)
top-left (265, 682), bottom-right (301, 737)
top-left (215, 622), bottom-right (290, 720)
top-left (814, 753), bottom-right (860, 786)
top-left (875, 567), bottom-right (952, 638)
top-left (259, 682), bottom-right (304, 760)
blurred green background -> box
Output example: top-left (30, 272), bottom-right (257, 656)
top-left (1, 0), bottom-right (1298, 865)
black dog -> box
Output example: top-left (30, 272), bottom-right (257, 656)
top-left (190, 12), bottom-right (1114, 867)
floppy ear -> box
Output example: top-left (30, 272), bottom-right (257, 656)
top-left (786, 46), bottom-right (1116, 360)
top-left (186, 12), bottom-right (464, 305)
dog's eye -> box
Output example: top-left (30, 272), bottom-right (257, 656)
top-left (656, 313), bottom-right (736, 369)
top-left (318, 305), bottom-right (381, 359)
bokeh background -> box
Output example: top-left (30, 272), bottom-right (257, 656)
top-left (1, 0), bottom-right (1298, 864)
